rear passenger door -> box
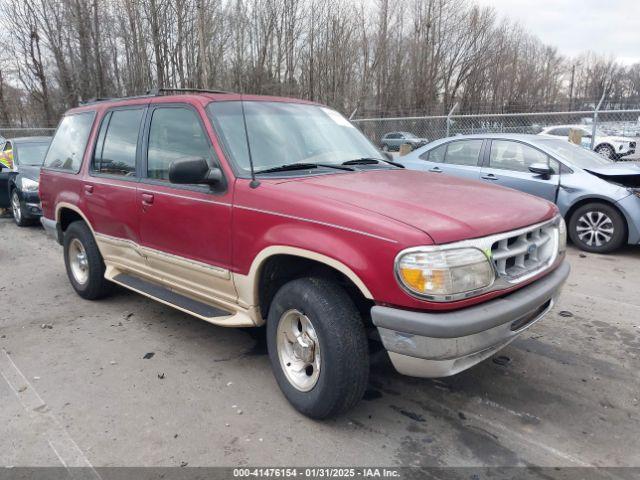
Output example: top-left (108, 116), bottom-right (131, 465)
top-left (418, 139), bottom-right (483, 181)
top-left (137, 104), bottom-right (236, 306)
top-left (84, 106), bottom-right (146, 249)
top-left (480, 139), bottom-right (560, 202)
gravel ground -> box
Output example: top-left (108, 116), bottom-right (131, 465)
top-left (0, 216), bottom-right (639, 469)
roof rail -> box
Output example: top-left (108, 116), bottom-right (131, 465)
top-left (79, 92), bottom-right (157, 106)
top-left (152, 87), bottom-right (233, 95)
top-left (78, 88), bottom-right (232, 106)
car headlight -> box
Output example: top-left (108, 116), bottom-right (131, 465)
top-left (395, 247), bottom-right (495, 300)
top-left (20, 178), bottom-right (39, 192)
top-left (558, 216), bottom-right (567, 253)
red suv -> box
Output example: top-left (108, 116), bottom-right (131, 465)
top-left (39, 89), bottom-right (570, 418)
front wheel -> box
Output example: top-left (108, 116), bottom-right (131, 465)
top-left (595, 144), bottom-right (616, 160)
top-left (266, 277), bottom-right (369, 419)
top-left (11, 190), bottom-right (30, 227)
top-left (568, 202), bottom-right (626, 253)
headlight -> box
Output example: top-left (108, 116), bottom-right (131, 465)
top-left (558, 216), bottom-right (567, 253)
top-left (395, 247), bottom-right (495, 300)
top-left (20, 178), bottom-right (39, 192)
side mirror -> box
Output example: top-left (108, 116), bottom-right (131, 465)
top-left (169, 157), bottom-right (222, 185)
top-left (528, 163), bottom-right (554, 177)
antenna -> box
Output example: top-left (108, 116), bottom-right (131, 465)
top-left (240, 93), bottom-right (260, 188)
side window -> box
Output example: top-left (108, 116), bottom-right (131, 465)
top-left (3, 141), bottom-right (11, 151)
top-left (93, 108), bottom-right (144, 176)
top-left (444, 140), bottom-right (483, 166)
top-left (420, 143), bottom-right (446, 162)
top-left (489, 140), bottom-right (551, 173)
top-left (147, 107), bottom-right (212, 181)
top-left (44, 112), bottom-right (95, 172)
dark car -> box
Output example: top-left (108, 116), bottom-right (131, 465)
top-left (380, 132), bottom-right (428, 152)
top-left (0, 137), bottom-right (52, 226)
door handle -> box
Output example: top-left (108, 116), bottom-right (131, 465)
top-left (84, 184), bottom-right (94, 194)
top-left (141, 193), bottom-right (154, 205)
top-left (481, 174), bottom-right (498, 180)
top-left (429, 167), bottom-right (443, 173)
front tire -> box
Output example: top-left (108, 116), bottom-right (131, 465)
top-left (568, 202), bottom-right (626, 253)
top-left (266, 277), bottom-right (369, 419)
top-left (63, 221), bottom-right (113, 299)
top-left (595, 144), bottom-right (616, 160)
top-left (11, 190), bottom-right (30, 227)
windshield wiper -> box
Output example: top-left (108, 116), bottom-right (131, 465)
top-left (342, 157), bottom-right (405, 168)
top-left (256, 162), bottom-right (354, 175)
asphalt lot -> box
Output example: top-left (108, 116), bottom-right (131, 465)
top-left (1, 216), bottom-right (639, 469)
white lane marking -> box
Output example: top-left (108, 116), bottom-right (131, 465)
top-left (1, 349), bottom-right (101, 478)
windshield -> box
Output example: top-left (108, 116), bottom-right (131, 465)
top-left (537, 139), bottom-right (614, 168)
top-left (207, 101), bottom-right (383, 175)
top-left (16, 142), bottom-right (50, 166)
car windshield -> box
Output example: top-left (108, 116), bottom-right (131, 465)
top-left (537, 139), bottom-right (614, 168)
top-left (208, 101), bottom-right (383, 175)
top-left (16, 142), bottom-right (50, 166)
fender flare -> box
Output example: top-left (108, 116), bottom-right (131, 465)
top-left (234, 245), bottom-right (374, 310)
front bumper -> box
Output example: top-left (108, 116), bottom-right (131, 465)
top-left (21, 191), bottom-right (42, 218)
top-left (371, 261), bottom-right (570, 377)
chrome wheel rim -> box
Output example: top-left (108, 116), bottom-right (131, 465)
top-left (276, 309), bottom-right (321, 392)
top-left (11, 192), bottom-right (21, 223)
top-left (69, 238), bottom-right (89, 284)
top-left (597, 147), bottom-right (613, 159)
top-left (576, 211), bottom-right (614, 247)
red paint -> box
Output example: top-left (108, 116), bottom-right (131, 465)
top-left (40, 93), bottom-right (559, 313)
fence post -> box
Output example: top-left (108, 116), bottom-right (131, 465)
top-left (445, 102), bottom-right (459, 137)
top-left (591, 89), bottom-right (607, 150)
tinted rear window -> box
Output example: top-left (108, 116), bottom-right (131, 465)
top-left (16, 142), bottom-right (50, 166)
top-left (44, 112), bottom-right (95, 172)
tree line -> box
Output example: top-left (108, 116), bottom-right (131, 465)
top-left (0, 0), bottom-right (639, 127)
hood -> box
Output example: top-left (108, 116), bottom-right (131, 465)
top-left (583, 161), bottom-right (640, 188)
top-left (18, 165), bottom-right (42, 181)
top-left (605, 136), bottom-right (633, 143)
top-left (273, 170), bottom-right (557, 244)
top-left (583, 161), bottom-right (640, 177)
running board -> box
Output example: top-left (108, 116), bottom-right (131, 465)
top-left (113, 273), bottom-right (231, 319)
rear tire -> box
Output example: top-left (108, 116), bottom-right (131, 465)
top-left (63, 221), bottom-right (113, 300)
top-left (568, 202), bottom-right (626, 253)
top-left (266, 277), bottom-right (369, 419)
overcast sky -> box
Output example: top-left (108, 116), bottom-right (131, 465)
top-left (474, 0), bottom-right (640, 65)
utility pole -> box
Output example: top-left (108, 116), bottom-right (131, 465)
top-left (568, 64), bottom-right (575, 110)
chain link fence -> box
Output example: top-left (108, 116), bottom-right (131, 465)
top-left (0, 127), bottom-right (57, 143)
top-left (352, 109), bottom-right (640, 161)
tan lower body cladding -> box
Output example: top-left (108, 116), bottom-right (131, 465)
top-left (96, 233), bottom-right (259, 327)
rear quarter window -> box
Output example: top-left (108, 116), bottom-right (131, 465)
top-left (44, 111), bottom-right (95, 172)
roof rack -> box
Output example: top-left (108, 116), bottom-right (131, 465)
top-left (151, 87), bottom-right (233, 95)
top-left (78, 88), bottom-right (233, 106)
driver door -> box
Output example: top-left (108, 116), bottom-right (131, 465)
top-left (0, 141), bottom-right (14, 208)
top-left (480, 139), bottom-right (559, 202)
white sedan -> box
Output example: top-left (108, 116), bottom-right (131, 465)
top-left (539, 124), bottom-right (636, 160)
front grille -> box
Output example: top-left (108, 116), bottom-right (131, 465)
top-left (490, 222), bottom-right (557, 282)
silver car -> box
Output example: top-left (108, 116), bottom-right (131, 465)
top-left (400, 134), bottom-right (640, 253)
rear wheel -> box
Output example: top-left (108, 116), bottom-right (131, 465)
top-left (568, 202), bottom-right (626, 253)
top-left (63, 221), bottom-right (113, 299)
top-left (266, 277), bottom-right (369, 419)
